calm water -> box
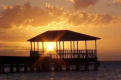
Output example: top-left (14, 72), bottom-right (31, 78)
top-left (0, 61), bottom-right (121, 80)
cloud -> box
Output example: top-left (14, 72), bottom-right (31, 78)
top-left (0, 2), bottom-right (55, 29)
top-left (108, 0), bottom-right (121, 6)
top-left (66, 12), bottom-right (121, 26)
top-left (69, 0), bottom-right (97, 9)
top-left (114, 0), bottom-right (121, 4)
top-left (0, 1), bottom-right (121, 30)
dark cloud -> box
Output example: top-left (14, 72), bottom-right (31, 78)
top-left (71, 0), bottom-right (97, 9)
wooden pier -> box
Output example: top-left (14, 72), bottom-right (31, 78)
top-left (0, 30), bottom-right (101, 73)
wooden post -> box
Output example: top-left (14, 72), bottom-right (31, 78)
top-left (42, 42), bottom-right (44, 52)
top-left (59, 41), bottom-right (61, 51)
top-left (59, 41), bottom-right (61, 58)
top-left (2, 64), bottom-right (5, 73)
top-left (0, 64), bottom-right (4, 73)
top-left (76, 65), bottom-right (80, 71)
top-left (85, 40), bottom-right (88, 58)
top-left (0, 64), bottom-right (2, 74)
top-left (73, 41), bottom-right (75, 51)
top-left (37, 42), bottom-right (39, 51)
top-left (56, 42), bottom-right (58, 52)
top-left (77, 41), bottom-right (78, 52)
top-left (34, 42), bottom-right (35, 51)
top-left (63, 41), bottom-right (65, 58)
top-left (70, 41), bottom-right (72, 51)
top-left (31, 42), bottom-right (32, 51)
top-left (30, 63), bottom-right (34, 72)
top-left (85, 40), bottom-right (87, 50)
top-left (63, 41), bottom-right (64, 52)
top-left (95, 40), bottom-right (97, 57)
top-left (24, 63), bottom-right (28, 72)
top-left (70, 41), bottom-right (72, 58)
top-left (84, 62), bottom-right (89, 71)
top-left (73, 41), bottom-right (75, 57)
top-left (77, 41), bottom-right (79, 58)
top-left (16, 64), bottom-right (20, 72)
top-left (10, 64), bottom-right (14, 73)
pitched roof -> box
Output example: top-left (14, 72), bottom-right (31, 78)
top-left (28, 30), bottom-right (100, 42)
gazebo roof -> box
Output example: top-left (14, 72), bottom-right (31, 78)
top-left (28, 30), bottom-right (100, 42)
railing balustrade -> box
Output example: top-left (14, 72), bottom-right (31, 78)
top-left (30, 50), bottom-right (97, 59)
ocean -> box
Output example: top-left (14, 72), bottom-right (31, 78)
top-left (0, 61), bottom-right (121, 80)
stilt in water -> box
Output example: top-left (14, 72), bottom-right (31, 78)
top-left (94, 62), bottom-right (100, 71)
top-left (24, 63), bottom-right (28, 72)
top-left (84, 62), bottom-right (89, 71)
top-left (2, 64), bottom-right (5, 73)
top-left (16, 64), bottom-right (20, 72)
top-left (66, 65), bottom-right (70, 71)
top-left (36, 64), bottom-right (41, 72)
top-left (76, 65), bottom-right (80, 71)
top-left (30, 63), bottom-right (34, 72)
top-left (10, 64), bottom-right (14, 73)
top-left (0, 64), bottom-right (3, 74)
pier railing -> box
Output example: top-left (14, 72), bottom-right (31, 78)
top-left (30, 49), bottom-right (97, 59)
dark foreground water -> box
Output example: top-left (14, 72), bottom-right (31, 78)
top-left (0, 61), bottom-right (121, 80)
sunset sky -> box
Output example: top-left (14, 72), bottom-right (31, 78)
top-left (0, 0), bottom-right (121, 61)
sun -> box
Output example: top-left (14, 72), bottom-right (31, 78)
top-left (46, 42), bottom-right (55, 51)
top-left (47, 45), bottom-right (54, 51)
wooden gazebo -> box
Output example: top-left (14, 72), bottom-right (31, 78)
top-left (28, 30), bottom-right (100, 59)
top-left (27, 30), bottom-right (101, 71)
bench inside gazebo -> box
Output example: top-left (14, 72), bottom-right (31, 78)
top-left (28, 30), bottom-right (100, 60)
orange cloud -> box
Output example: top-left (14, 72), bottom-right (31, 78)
top-left (65, 12), bottom-right (121, 26)
top-left (68, 0), bottom-right (97, 9)
top-left (0, 2), bottom-right (121, 30)
top-left (0, 2), bottom-right (54, 28)
top-left (110, 0), bottom-right (121, 5)
top-left (114, 0), bottom-right (121, 3)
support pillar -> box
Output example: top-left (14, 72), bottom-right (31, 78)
top-left (24, 63), bottom-right (28, 72)
top-left (30, 42), bottom-right (32, 51)
top-left (66, 64), bottom-right (70, 71)
top-left (94, 61), bottom-right (100, 71)
top-left (85, 40), bottom-right (88, 58)
top-left (77, 41), bottom-right (79, 52)
top-left (0, 64), bottom-right (3, 74)
top-left (70, 41), bottom-right (73, 58)
top-left (16, 64), bottom-right (20, 72)
top-left (59, 41), bottom-right (61, 50)
top-left (36, 64), bottom-right (41, 72)
top-left (56, 42), bottom-right (58, 51)
top-left (84, 62), bottom-right (89, 71)
top-left (76, 65), bottom-right (80, 71)
top-left (42, 42), bottom-right (44, 52)
top-left (73, 41), bottom-right (75, 51)
top-left (34, 42), bottom-right (35, 51)
top-left (95, 40), bottom-right (97, 58)
top-left (63, 41), bottom-right (64, 52)
top-left (2, 64), bottom-right (5, 73)
top-left (10, 64), bottom-right (14, 73)
top-left (30, 63), bottom-right (34, 72)
top-left (37, 42), bottom-right (39, 51)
